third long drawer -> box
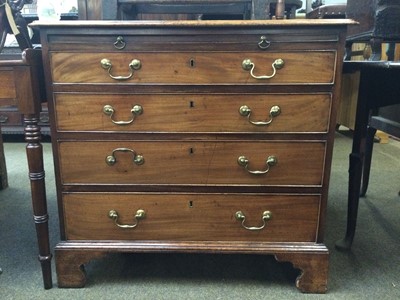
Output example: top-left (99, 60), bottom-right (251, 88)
top-left (58, 140), bottom-right (326, 186)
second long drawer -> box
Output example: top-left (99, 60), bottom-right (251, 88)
top-left (54, 93), bottom-right (332, 133)
top-left (58, 140), bottom-right (326, 186)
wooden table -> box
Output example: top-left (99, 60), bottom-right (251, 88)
top-left (0, 49), bottom-right (52, 289)
top-left (335, 61), bottom-right (400, 250)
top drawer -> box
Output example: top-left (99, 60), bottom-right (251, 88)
top-left (50, 51), bottom-right (336, 85)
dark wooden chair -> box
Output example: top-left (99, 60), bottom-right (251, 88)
top-left (0, 0), bottom-right (32, 52)
top-left (335, 0), bottom-right (400, 251)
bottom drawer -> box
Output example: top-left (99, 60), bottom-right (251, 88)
top-left (63, 193), bottom-right (320, 242)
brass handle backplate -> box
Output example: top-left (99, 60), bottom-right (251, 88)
top-left (103, 104), bottom-right (143, 125)
top-left (108, 209), bottom-right (146, 229)
top-left (237, 155), bottom-right (277, 175)
top-left (235, 210), bottom-right (272, 231)
top-left (242, 58), bottom-right (284, 80)
top-left (239, 105), bottom-right (281, 126)
top-left (106, 148), bottom-right (144, 166)
top-left (100, 58), bottom-right (141, 80)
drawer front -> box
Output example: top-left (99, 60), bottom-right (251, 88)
top-left (50, 51), bottom-right (336, 84)
top-left (55, 93), bottom-right (332, 133)
top-left (58, 141), bottom-right (325, 186)
top-left (63, 193), bottom-right (320, 242)
top-left (48, 32), bottom-right (340, 52)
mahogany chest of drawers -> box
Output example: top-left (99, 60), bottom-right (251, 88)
top-left (34, 20), bottom-right (351, 293)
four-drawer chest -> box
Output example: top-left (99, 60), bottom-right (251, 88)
top-left (32, 20), bottom-right (352, 293)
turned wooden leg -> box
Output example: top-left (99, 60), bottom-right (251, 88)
top-left (55, 248), bottom-right (107, 288)
top-left (24, 114), bottom-right (52, 289)
top-left (275, 251), bottom-right (329, 293)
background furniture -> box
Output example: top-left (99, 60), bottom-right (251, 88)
top-left (33, 19), bottom-right (351, 293)
top-left (78, 0), bottom-right (262, 20)
top-left (306, 3), bottom-right (346, 19)
top-left (335, 61), bottom-right (400, 251)
top-left (77, 0), bottom-right (301, 20)
top-left (0, 0), bottom-right (76, 135)
top-left (0, 49), bottom-right (51, 289)
top-left (363, 112), bottom-right (400, 196)
top-left (334, 0), bottom-right (400, 250)
top-left (0, 125), bottom-right (7, 189)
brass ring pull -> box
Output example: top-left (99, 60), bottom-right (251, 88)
top-left (235, 210), bottom-right (272, 231)
top-left (114, 36), bottom-right (126, 50)
top-left (258, 36), bottom-right (271, 50)
top-left (103, 104), bottom-right (143, 125)
top-left (108, 209), bottom-right (146, 229)
top-left (100, 58), bottom-right (141, 81)
top-left (106, 148), bottom-right (144, 166)
top-left (239, 105), bottom-right (281, 126)
top-left (242, 58), bottom-right (284, 80)
top-left (237, 155), bottom-right (277, 175)
top-left (0, 115), bottom-right (9, 123)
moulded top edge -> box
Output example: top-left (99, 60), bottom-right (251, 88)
top-left (30, 19), bottom-right (358, 29)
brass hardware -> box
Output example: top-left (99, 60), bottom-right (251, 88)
top-left (108, 209), bottom-right (146, 229)
top-left (237, 155), bottom-right (277, 175)
top-left (106, 148), bottom-right (144, 166)
top-left (103, 104), bottom-right (143, 125)
top-left (239, 105), bottom-right (281, 126)
top-left (258, 36), bottom-right (271, 50)
top-left (242, 58), bottom-right (284, 80)
top-left (235, 210), bottom-right (272, 231)
top-left (0, 115), bottom-right (9, 123)
top-left (39, 115), bottom-right (50, 124)
top-left (114, 36), bottom-right (126, 50)
top-left (100, 58), bottom-right (141, 80)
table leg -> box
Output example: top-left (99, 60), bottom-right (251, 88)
top-left (360, 125), bottom-right (377, 197)
top-left (24, 114), bottom-right (52, 289)
top-left (336, 71), bottom-right (371, 251)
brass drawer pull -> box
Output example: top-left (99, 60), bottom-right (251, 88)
top-left (239, 105), bottom-right (281, 126)
top-left (108, 209), bottom-right (146, 229)
top-left (235, 210), bottom-right (272, 231)
top-left (237, 155), bottom-right (277, 175)
top-left (100, 58), bottom-right (141, 80)
top-left (242, 58), bottom-right (284, 80)
top-left (105, 148), bottom-right (144, 166)
top-left (103, 104), bottom-right (143, 125)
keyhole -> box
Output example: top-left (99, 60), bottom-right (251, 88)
top-left (189, 147), bottom-right (195, 154)
top-left (189, 58), bottom-right (196, 68)
top-left (189, 201), bottom-right (194, 208)
top-left (189, 101), bottom-right (195, 108)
